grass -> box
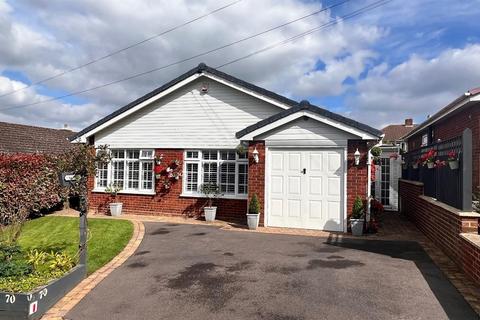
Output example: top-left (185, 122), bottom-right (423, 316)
top-left (18, 216), bottom-right (134, 274)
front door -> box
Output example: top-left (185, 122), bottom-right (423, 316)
top-left (268, 149), bottom-right (343, 231)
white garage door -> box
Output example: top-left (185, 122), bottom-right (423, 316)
top-left (268, 149), bottom-right (344, 231)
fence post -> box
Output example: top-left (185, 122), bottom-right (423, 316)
top-left (462, 128), bottom-right (472, 211)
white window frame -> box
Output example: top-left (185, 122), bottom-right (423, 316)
top-left (94, 149), bottom-right (155, 195)
top-left (182, 150), bottom-right (248, 199)
top-left (421, 134), bottom-right (428, 147)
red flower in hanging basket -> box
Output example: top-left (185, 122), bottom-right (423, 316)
top-left (447, 150), bottom-right (458, 161)
top-left (154, 166), bottom-right (163, 174)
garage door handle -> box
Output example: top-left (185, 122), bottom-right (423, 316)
top-left (302, 168), bottom-right (306, 174)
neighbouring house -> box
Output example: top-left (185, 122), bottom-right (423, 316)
top-left (372, 119), bottom-right (417, 211)
top-left (71, 63), bottom-right (382, 232)
top-left (399, 88), bottom-right (480, 286)
top-left (0, 121), bottom-right (76, 154)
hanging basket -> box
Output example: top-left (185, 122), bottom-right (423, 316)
top-left (448, 160), bottom-right (459, 170)
top-left (155, 173), bottom-right (162, 180)
top-left (427, 162), bottom-right (434, 169)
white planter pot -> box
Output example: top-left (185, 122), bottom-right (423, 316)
top-left (412, 163), bottom-right (419, 169)
top-left (246, 213), bottom-right (260, 230)
top-left (110, 203), bottom-right (123, 217)
top-left (350, 219), bottom-right (364, 236)
top-left (427, 162), bottom-right (434, 169)
top-left (448, 160), bottom-right (459, 170)
top-left (204, 207), bottom-right (217, 222)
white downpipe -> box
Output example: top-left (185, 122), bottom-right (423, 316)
top-left (367, 141), bottom-right (382, 221)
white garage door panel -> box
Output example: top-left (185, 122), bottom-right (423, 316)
top-left (268, 149), bottom-right (343, 231)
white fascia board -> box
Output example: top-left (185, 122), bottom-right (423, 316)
top-left (403, 96), bottom-right (477, 140)
top-left (241, 111), bottom-right (379, 141)
top-left (75, 73), bottom-right (203, 142)
top-left (203, 73), bottom-right (291, 110)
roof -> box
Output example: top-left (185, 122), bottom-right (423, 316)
top-left (0, 121), bottom-right (76, 154)
top-left (381, 124), bottom-right (417, 142)
top-left (403, 87), bottom-right (480, 139)
top-left (236, 100), bottom-right (383, 139)
top-left (72, 63), bottom-right (382, 141)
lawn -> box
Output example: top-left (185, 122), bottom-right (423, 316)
top-left (18, 216), bottom-right (133, 274)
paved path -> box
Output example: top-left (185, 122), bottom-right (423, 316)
top-left (67, 222), bottom-right (477, 320)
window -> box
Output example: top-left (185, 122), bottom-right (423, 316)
top-left (95, 149), bottom-right (154, 193)
top-left (421, 134), bottom-right (428, 147)
top-left (183, 150), bottom-right (248, 197)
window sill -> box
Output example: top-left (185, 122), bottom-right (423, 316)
top-left (92, 189), bottom-right (156, 196)
top-left (180, 193), bottom-right (248, 200)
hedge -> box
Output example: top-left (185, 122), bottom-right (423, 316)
top-left (0, 153), bottom-right (67, 226)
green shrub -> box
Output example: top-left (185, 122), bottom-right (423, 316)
top-left (351, 196), bottom-right (364, 219)
top-left (0, 260), bottom-right (32, 277)
top-left (249, 194), bottom-right (261, 214)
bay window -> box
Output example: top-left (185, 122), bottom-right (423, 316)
top-left (183, 150), bottom-right (248, 198)
top-left (95, 149), bottom-right (154, 194)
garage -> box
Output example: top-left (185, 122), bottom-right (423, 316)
top-left (267, 148), bottom-right (344, 231)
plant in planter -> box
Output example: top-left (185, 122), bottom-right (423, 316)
top-left (421, 149), bottom-right (436, 169)
top-left (155, 154), bottom-right (163, 165)
top-left (370, 146), bottom-right (382, 163)
top-left (105, 183), bottom-right (123, 216)
top-left (350, 196), bottom-right (364, 236)
top-left (154, 165), bottom-right (163, 179)
top-left (447, 150), bottom-right (459, 170)
top-left (199, 183), bottom-right (222, 222)
top-left (412, 159), bottom-right (420, 169)
top-left (236, 142), bottom-right (248, 156)
top-left (246, 194), bottom-right (261, 230)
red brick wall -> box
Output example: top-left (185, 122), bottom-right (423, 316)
top-left (408, 104), bottom-right (480, 189)
top-left (88, 149), bottom-right (247, 223)
top-left (461, 238), bottom-right (480, 285)
top-left (399, 179), bottom-right (480, 286)
top-left (248, 141), bottom-right (265, 226)
top-left (347, 140), bottom-right (369, 216)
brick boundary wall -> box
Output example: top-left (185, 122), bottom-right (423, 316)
top-left (399, 179), bottom-right (480, 286)
top-left (88, 149), bottom-right (247, 223)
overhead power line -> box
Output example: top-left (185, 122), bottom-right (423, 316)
top-left (216, 0), bottom-right (392, 69)
top-left (0, 0), bottom-right (390, 112)
top-left (0, 0), bottom-right (243, 99)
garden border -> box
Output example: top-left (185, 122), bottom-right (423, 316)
top-left (40, 219), bottom-right (144, 320)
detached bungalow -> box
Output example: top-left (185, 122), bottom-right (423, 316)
top-left (71, 63), bottom-right (382, 232)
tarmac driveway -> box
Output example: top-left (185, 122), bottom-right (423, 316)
top-left (67, 222), bottom-right (477, 320)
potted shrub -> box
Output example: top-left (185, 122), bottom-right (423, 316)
top-left (199, 183), bottom-right (222, 222)
top-left (246, 194), bottom-right (261, 230)
top-left (105, 183), bottom-right (123, 216)
top-left (350, 196), bottom-right (364, 236)
top-left (447, 150), bottom-right (459, 170)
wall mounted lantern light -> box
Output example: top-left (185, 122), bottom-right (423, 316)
top-left (354, 148), bottom-right (361, 166)
top-left (252, 147), bottom-right (259, 163)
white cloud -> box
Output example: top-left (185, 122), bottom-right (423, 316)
top-left (0, 0), bottom-right (383, 129)
top-left (349, 44), bottom-right (480, 128)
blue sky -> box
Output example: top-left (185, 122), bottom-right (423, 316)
top-left (0, 0), bottom-right (479, 130)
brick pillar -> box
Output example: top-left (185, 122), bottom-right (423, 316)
top-left (248, 141), bottom-right (265, 226)
top-left (347, 140), bottom-right (368, 217)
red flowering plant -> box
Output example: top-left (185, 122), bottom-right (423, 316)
top-left (420, 149), bottom-right (436, 167)
top-left (154, 165), bottom-right (163, 179)
top-left (434, 160), bottom-right (446, 168)
top-left (447, 150), bottom-right (458, 161)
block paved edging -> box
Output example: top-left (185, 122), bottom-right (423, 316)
top-left (41, 219), bottom-right (144, 320)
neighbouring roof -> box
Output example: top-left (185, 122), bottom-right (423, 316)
top-left (0, 121), bottom-right (76, 154)
top-left (381, 124), bottom-right (417, 142)
top-left (72, 63), bottom-right (383, 141)
top-left (402, 87), bottom-right (480, 140)
top-left (237, 100), bottom-right (383, 139)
